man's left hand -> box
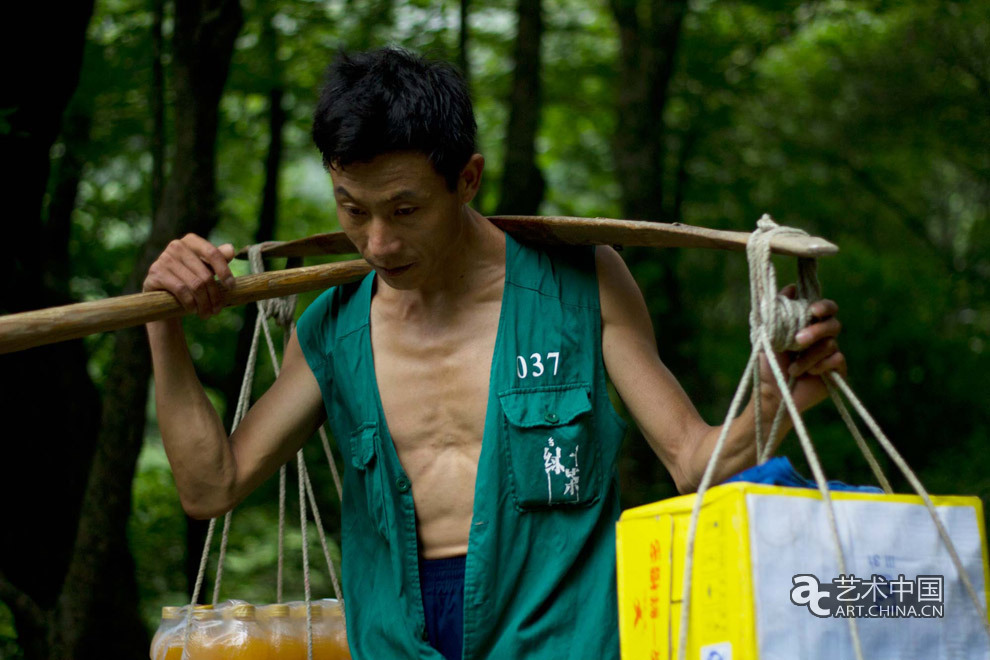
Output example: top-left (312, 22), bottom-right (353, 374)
top-left (759, 284), bottom-right (847, 414)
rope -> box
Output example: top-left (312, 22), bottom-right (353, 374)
top-left (300, 457), bottom-right (345, 604)
top-left (678, 215), bottom-right (866, 660)
top-left (207, 248), bottom-right (286, 605)
top-left (756, 373), bottom-right (794, 464)
top-left (176, 243), bottom-right (348, 659)
top-left (746, 216), bottom-right (819, 353)
top-left (180, 281), bottom-right (267, 656)
top-left (277, 464), bottom-right (286, 603)
top-left (211, 511), bottom-right (232, 606)
top-left (320, 425), bottom-right (344, 502)
top-left (298, 451), bottom-right (315, 660)
top-left (676, 346), bottom-right (759, 660)
top-left (678, 213), bottom-right (990, 656)
top-left (825, 383), bottom-right (893, 494)
top-left (826, 372), bottom-right (990, 637)
top-left (248, 245), bottom-right (298, 328)
top-left (180, 243), bottom-right (349, 656)
top-left (181, 517), bottom-right (217, 660)
top-left (250, 245), bottom-right (340, 657)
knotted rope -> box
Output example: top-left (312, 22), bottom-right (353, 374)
top-left (675, 215), bottom-right (989, 660)
top-left (181, 245), bottom-right (346, 660)
top-left (248, 245), bottom-right (298, 328)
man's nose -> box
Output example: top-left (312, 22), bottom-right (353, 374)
top-left (365, 217), bottom-right (401, 260)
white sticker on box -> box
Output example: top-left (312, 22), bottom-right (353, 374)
top-left (746, 494), bottom-right (989, 660)
top-left (700, 641), bottom-right (732, 660)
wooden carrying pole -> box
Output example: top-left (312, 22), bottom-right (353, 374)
top-left (235, 215), bottom-right (839, 260)
top-left (0, 216), bottom-right (836, 355)
top-left (0, 260), bottom-right (372, 354)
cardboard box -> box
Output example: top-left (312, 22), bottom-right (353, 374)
top-left (616, 482), bottom-right (990, 659)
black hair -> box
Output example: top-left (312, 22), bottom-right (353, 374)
top-left (312, 47), bottom-right (477, 191)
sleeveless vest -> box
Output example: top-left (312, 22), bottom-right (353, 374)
top-left (296, 232), bottom-right (627, 659)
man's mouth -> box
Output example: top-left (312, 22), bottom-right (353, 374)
top-left (379, 264), bottom-right (413, 277)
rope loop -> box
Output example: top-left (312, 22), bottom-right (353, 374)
top-left (247, 243), bottom-right (298, 328)
top-left (746, 214), bottom-right (821, 352)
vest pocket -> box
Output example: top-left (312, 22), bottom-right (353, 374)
top-left (498, 383), bottom-right (602, 510)
top-left (349, 422), bottom-right (392, 539)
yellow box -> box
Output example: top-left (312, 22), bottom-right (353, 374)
top-left (616, 482), bottom-right (990, 660)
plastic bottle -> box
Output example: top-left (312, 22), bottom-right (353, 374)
top-left (317, 599), bottom-right (350, 660)
top-left (264, 603), bottom-right (305, 660)
top-left (151, 606), bottom-right (183, 660)
top-left (213, 603), bottom-right (270, 660)
top-left (289, 602), bottom-right (351, 660)
top-left (185, 605), bottom-right (222, 660)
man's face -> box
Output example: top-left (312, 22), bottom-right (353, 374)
top-left (330, 151), bottom-right (467, 290)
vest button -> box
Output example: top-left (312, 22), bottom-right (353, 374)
top-left (396, 476), bottom-right (411, 493)
top-left (544, 412), bottom-right (559, 424)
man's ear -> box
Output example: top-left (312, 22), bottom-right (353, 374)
top-left (458, 153), bottom-right (485, 205)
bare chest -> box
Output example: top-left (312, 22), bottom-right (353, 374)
top-left (369, 297), bottom-right (502, 477)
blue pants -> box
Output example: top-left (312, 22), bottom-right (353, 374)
top-left (420, 555), bottom-right (466, 660)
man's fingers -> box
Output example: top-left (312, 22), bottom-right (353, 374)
top-left (170, 258), bottom-right (216, 317)
top-left (144, 234), bottom-right (236, 318)
top-left (153, 271), bottom-right (196, 312)
top-left (789, 339), bottom-right (838, 376)
top-left (809, 299), bottom-right (838, 320)
top-left (183, 233), bottom-right (236, 287)
top-left (780, 283), bottom-right (797, 299)
top-left (217, 243), bottom-right (237, 285)
top-left (795, 317), bottom-right (841, 347)
top-left (174, 238), bottom-right (231, 314)
top-left (808, 351), bottom-right (847, 377)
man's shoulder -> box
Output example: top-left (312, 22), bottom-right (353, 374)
top-left (295, 277), bottom-right (370, 358)
top-left (507, 234), bottom-right (599, 307)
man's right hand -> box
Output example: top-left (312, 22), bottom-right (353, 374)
top-left (143, 233), bottom-right (237, 319)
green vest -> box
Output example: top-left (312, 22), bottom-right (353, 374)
top-left (296, 233), bottom-right (627, 659)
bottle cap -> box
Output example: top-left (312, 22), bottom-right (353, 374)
top-left (292, 602), bottom-right (323, 618)
top-left (232, 604), bottom-right (256, 620)
top-left (193, 604), bottom-right (216, 621)
top-left (267, 604), bottom-right (290, 618)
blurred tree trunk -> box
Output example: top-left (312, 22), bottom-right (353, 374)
top-left (44, 98), bottom-right (94, 298)
top-left (496, 0), bottom-right (544, 215)
top-left (217, 84), bottom-right (285, 433)
top-left (609, 0), bottom-right (692, 503)
top-left (191, 9), bottom-right (289, 597)
top-left (458, 0), bottom-right (470, 83)
top-left (609, 0), bottom-right (691, 370)
top-left (151, 0), bottom-right (166, 219)
top-left (610, 0), bottom-right (686, 221)
top-left (53, 0), bottom-right (243, 658)
top-left (0, 4), bottom-right (99, 660)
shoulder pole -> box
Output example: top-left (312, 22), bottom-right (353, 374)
top-left (0, 216), bottom-right (836, 354)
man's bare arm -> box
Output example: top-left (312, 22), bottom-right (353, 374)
top-left (145, 234), bottom-right (326, 518)
top-left (596, 246), bottom-right (844, 494)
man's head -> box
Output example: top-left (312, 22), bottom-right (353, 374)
top-left (312, 47), bottom-right (477, 191)
top-left (313, 47), bottom-right (484, 290)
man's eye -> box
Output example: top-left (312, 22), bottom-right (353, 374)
top-left (394, 207), bottom-right (417, 217)
top-left (345, 207), bottom-right (367, 217)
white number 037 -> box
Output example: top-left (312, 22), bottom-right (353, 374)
top-left (516, 352), bottom-right (560, 379)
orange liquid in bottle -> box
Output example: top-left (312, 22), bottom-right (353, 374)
top-left (312, 633), bottom-right (351, 659)
top-left (185, 606), bottom-right (221, 660)
top-left (161, 647), bottom-right (184, 660)
top-left (209, 604), bottom-right (270, 660)
top-left (264, 604), bottom-right (305, 660)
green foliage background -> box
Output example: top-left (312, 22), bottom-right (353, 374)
top-left (11, 0), bottom-right (988, 648)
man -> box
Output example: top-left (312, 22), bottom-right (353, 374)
top-left (143, 48), bottom-right (844, 659)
